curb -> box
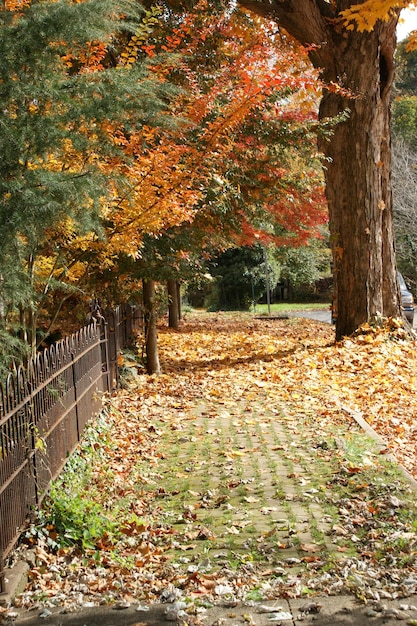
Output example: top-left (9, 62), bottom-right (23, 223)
top-left (8, 594), bottom-right (417, 625)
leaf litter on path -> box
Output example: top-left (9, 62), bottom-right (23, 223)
top-left (12, 312), bottom-right (417, 616)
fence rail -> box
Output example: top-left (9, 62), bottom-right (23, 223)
top-left (0, 304), bottom-right (142, 594)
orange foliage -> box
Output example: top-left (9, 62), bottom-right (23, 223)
top-left (11, 312), bottom-right (417, 611)
top-left (62, 41), bottom-right (108, 73)
top-left (7, 0), bottom-right (326, 306)
top-left (99, 4), bottom-right (325, 255)
top-left (4, 0), bottom-right (31, 10)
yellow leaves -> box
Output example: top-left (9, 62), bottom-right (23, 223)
top-left (28, 101), bottom-right (38, 114)
top-left (16, 310), bottom-right (417, 610)
top-left (22, 138), bottom-right (88, 175)
top-left (119, 6), bottom-right (162, 67)
top-left (6, 103), bottom-right (18, 119)
top-left (405, 30), bottom-right (417, 50)
top-left (101, 135), bottom-right (205, 253)
top-left (120, 53), bottom-right (138, 66)
top-left (340, 0), bottom-right (411, 32)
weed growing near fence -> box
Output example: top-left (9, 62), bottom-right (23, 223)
top-left (26, 411), bottom-right (118, 551)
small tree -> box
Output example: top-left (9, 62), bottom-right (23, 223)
top-left (143, 279), bottom-right (161, 375)
top-left (279, 243), bottom-right (330, 300)
top-left (208, 246), bottom-right (281, 311)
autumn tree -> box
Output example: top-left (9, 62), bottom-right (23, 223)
top-left (89, 3), bottom-right (327, 371)
top-left (99, 2), bottom-right (326, 249)
top-left (237, 0), bottom-right (415, 338)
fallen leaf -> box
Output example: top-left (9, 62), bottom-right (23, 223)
top-left (300, 543), bottom-right (320, 553)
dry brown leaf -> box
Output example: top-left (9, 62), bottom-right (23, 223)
top-left (300, 543), bottom-right (320, 553)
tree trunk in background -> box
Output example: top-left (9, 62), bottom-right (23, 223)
top-left (167, 278), bottom-right (179, 330)
top-left (176, 281), bottom-right (182, 321)
top-left (143, 278), bottom-right (160, 375)
top-left (238, 0), bottom-right (401, 339)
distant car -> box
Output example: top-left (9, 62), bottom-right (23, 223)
top-left (331, 272), bottom-right (415, 326)
top-left (398, 272), bottom-right (415, 325)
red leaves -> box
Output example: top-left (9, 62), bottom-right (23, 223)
top-left (103, 4), bottom-right (325, 253)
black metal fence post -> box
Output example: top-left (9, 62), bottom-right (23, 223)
top-left (0, 549), bottom-right (4, 594)
top-left (99, 318), bottom-right (111, 393)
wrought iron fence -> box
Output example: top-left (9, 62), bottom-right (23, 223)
top-left (0, 304), bottom-right (142, 594)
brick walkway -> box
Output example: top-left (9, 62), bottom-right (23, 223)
top-left (165, 400), bottom-right (340, 563)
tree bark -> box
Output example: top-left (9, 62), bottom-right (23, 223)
top-left (176, 281), bottom-right (182, 321)
top-left (167, 278), bottom-right (180, 330)
top-left (143, 278), bottom-right (161, 375)
top-left (238, 0), bottom-right (401, 339)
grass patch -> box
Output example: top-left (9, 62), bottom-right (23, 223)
top-left (254, 302), bottom-right (330, 314)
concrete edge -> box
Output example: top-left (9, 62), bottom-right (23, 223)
top-left (0, 560), bottom-right (30, 607)
top-left (10, 594), bottom-right (417, 625)
top-left (341, 403), bottom-right (417, 490)
top-left (254, 315), bottom-right (290, 320)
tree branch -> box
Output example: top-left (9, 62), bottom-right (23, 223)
top-left (237, 0), bottom-right (332, 50)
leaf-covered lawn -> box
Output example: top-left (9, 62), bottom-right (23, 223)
top-left (15, 312), bottom-right (417, 614)
top-left (158, 311), bottom-right (417, 478)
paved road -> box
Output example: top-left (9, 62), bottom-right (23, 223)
top-left (286, 309), bottom-right (332, 323)
top-left (288, 308), bottom-right (417, 328)
top-left (254, 308), bottom-right (332, 323)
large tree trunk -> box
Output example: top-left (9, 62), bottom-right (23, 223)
top-left (143, 278), bottom-right (161, 375)
top-left (318, 25), bottom-right (399, 338)
top-left (167, 278), bottom-right (179, 330)
top-left (239, 0), bottom-right (401, 339)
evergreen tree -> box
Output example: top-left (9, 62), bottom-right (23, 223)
top-left (0, 0), bottom-right (177, 359)
top-left (208, 245), bottom-right (280, 311)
